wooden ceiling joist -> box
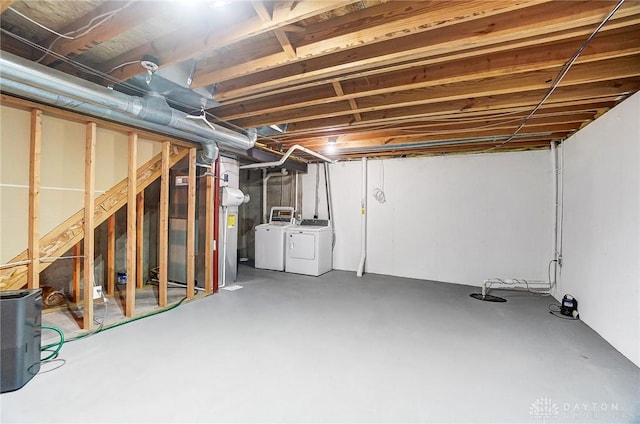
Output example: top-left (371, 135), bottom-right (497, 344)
top-left (211, 2), bottom-right (640, 101)
top-left (102, 0), bottom-right (357, 81)
top-left (212, 26), bottom-right (640, 119)
top-left (2, 0), bottom-right (639, 158)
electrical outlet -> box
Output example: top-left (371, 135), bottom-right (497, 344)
top-left (92, 286), bottom-right (103, 300)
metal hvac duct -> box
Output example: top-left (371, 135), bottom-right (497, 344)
top-left (0, 52), bottom-right (256, 164)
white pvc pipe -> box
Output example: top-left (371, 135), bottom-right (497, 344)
top-left (262, 169), bottom-right (288, 223)
top-left (221, 206), bottom-right (228, 288)
top-left (239, 144), bottom-right (334, 170)
top-left (294, 171), bottom-right (299, 217)
top-left (356, 157), bottom-right (367, 277)
top-left (551, 141), bottom-right (558, 286)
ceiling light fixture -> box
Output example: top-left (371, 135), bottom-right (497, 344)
top-left (327, 136), bottom-right (338, 144)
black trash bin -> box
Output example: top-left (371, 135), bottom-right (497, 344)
top-left (1, 288), bottom-right (42, 393)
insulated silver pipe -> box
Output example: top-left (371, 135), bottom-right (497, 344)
top-left (0, 52), bottom-right (256, 161)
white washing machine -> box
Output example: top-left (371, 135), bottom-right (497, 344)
top-left (255, 207), bottom-right (295, 271)
top-left (285, 220), bottom-right (333, 276)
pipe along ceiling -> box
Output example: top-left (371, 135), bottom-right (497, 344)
top-left (0, 52), bottom-right (256, 165)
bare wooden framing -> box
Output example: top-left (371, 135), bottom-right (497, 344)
top-left (0, 142), bottom-right (189, 292)
top-left (27, 109), bottom-right (41, 290)
top-left (83, 122), bottom-right (97, 330)
top-left (72, 243), bottom-right (81, 303)
top-left (126, 132), bottom-right (137, 317)
top-left (158, 141), bottom-right (170, 307)
top-left (204, 167), bottom-right (214, 294)
top-left (186, 148), bottom-right (197, 298)
top-left (136, 191), bottom-right (144, 289)
top-left (106, 215), bottom-right (115, 296)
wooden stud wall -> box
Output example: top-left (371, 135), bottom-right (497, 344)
top-left (27, 109), bottom-right (41, 290)
top-left (83, 122), bottom-right (96, 330)
top-left (126, 132), bottom-right (137, 317)
top-left (186, 148), bottom-right (197, 298)
top-left (158, 141), bottom-right (170, 307)
top-left (1, 98), bottom-right (221, 331)
top-left (106, 215), bottom-right (115, 296)
top-left (136, 191), bottom-right (144, 289)
top-left (204, 168), bottom-right (214, 294)
top-left (72, 243), bottom-right (81, 303)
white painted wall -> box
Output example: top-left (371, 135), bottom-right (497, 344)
top-left (301, 150), bottom-right (553, 286)
top-left (558, 92), bottom-right (640, 367)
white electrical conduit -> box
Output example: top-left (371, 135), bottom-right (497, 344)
top-left (262, 169), bottom-right (288, 223)
top-left (551, 141), bottom-right (559, 287)
top-left (324, 162), bottom-right (335, 248)
top-left (294, 171), bottom-right (299, 218)
top-left (357, 157), bottom-right (367, 277)
top-left (239, 144), bottom-right (334, 170)
top-left (221, 206), bottom-right (229, 289)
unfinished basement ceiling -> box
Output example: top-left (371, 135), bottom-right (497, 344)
top-left (1, 0), bottom-right (639, 160)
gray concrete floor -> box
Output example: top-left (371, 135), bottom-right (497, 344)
top-left (1, 266), bottom-right (639, 423)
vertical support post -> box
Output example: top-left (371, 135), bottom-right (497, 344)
top-left (106, 215), bottom-right (115, 296)
top-left (28, 109), bottom-right (41, 289)
top-left (126, 132), bottom-right (137, 317)
top-left (213, 157), bottom-right (220, 293)
top-left (205, 162), bottom-right (214, 294)
top-left (186, 148), bottom-right (197, 298)
top-left (158, 141), bottom-right (170, 306)
top-left (136, 191), bottom-right (145, 289)
top-left (72, 243), bottom-right (81, 303)
top-left (83, 122), bottom-right (97, 330)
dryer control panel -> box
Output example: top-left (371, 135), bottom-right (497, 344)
top-left (300, 219), bottom-right (329, 226)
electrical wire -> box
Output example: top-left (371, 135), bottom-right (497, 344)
top-left (372, 159), bottom-right (386, 203)
top-left (7, 7), bottom-right (75, 39)
top-left (548, 304), bottom-right (579, 320)
top-left (482, 0), bottom-right (625, 153)
top-left (0, 28), bottom-right (255, 141)
top-left (8, 3), bottom-right (133, 63)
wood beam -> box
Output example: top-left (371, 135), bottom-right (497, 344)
top-left (281, 112), bottom-right (595, 146)
top-left (204, 168), bottom-right (214, 294)
top-left (158, 141), bottom-right (170, 307)
top-left (0, 143), bottom-right (190, 292)
top-left (283, 80), bottom-right (638, 134)
top-left (102, 0), bottom-right (356, 81)
top-left (186, 148), bottom-right (197, 299)
top-left (28, 109), bottom-right (41, 290)
top-left (230, 59), bottom-right (640, 128)
top-left (41, 2), bottom-right (156, 66)
top-left (136, 191), bottom-right (144, 289)
top-left (0, 0), bottom-right (15, 14)
top-left (209, 3), bottom-right (640, 99)
top-left (72, 243), bottom-right (81, 303)
top-left (83, 122), bottom-right (97, 330)
top-left (125, 132), bottom-right (137, 317)
top-left (195, 0), bottom-right (547, 88)
top-left (274, 29), bottom-right (296, 59)
top-left (106, 214), bottom-right (115, 296)
top-left (213, 27), bottom-right (640, 118)
top-left (332, 81), bottom-right (361, 121)
top-left (251, 1), bottom-right (272, 22)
